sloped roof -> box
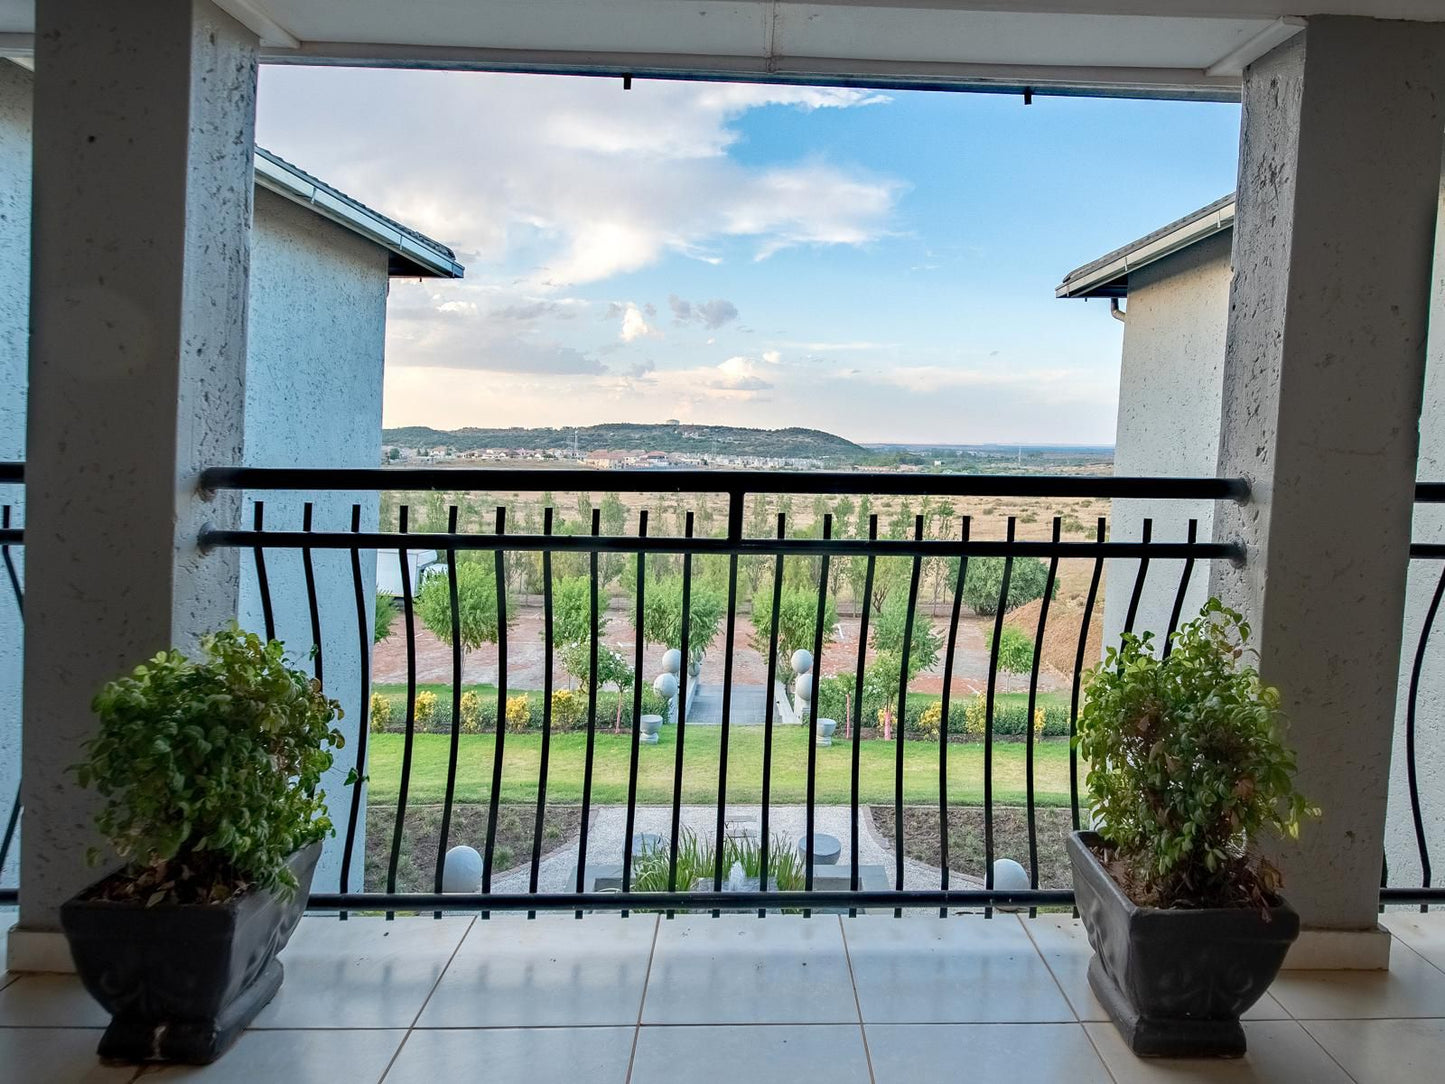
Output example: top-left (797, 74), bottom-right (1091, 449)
top-left (1055, 194), bottom-right (1233, 300)
top-left (255, 146), bottom-right (464, 279)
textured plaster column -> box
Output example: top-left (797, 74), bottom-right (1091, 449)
top-left (1212, 18), bottom-right (1445, 966)
top-left (12, 0), bottom-right (258, 965)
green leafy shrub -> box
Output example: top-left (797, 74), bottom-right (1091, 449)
top-left (459, 690), bottom-right (483, 733)
top-left (373, 595), bottom-right (396, 644)
top-left (369, 691), bottom-right (391, 734)
top-left (77, 626), bottom-right (344, 904)
top-left (985, 625), bottom-right (1035, 674)
top-left (959, 556), bottom-right (1056, 616)
top-left (1076, 599), bottom-right (1315, 909)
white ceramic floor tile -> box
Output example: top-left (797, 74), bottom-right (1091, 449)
top-left (1379, 911), bottom-right (1445, 975)
top-left (1270, 940), bottom-right (1445, 1019)
top-left (642, 915), bottom-right (857, 1025)
top-left (1302, 1017), bottom-right (1445, 1084)
top-left (383, 1027), bottom-right (634, 1084)
top-left (844, 915), bottom-right (1074, 1023)
top-left (630, 1025), bottom-right (871, 1084)
top-left (1021, 915), bottom-right (1289, 1022)
top-left (868, 1022), bottom-right (1113, 1084)
top-left (142, 1028), bottom-right (404, 1082)
top-left (0, 973), bottom-right (110, 1027)
top-left (0, 1028), bottom-right (136, 1083)
top-left (1085, 1020), bottom-right (1354, 1084)
top-left (416, 913), bottom-right (657, 1028)
top-left (253, 915), bottom-right (474, 1029)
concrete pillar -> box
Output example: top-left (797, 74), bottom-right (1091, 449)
top-left (1212, 17), bottom-right (1445, 967)
top-left (11, 0), bottom-right (258, 966)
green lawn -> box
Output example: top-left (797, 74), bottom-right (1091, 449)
top-left (363, 727), bottom-right (1075, 807)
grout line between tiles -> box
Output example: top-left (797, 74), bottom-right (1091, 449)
top-left (1078, 1022), bottom-right (1122, 1084)
top-left (837, 916), bottom-right (876, 1084)
top-left (1018, 914), bottom-right (1083, 1022)
top-left (1294, 1019), bottom-right (1367, 1084)
top-left (624, 914), bottom-right (661, 1084)
top-left (404, 915), bottom-right (477, 1030)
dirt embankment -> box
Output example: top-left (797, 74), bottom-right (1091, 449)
top-left (1004, 597), bottom-right (1103, 681)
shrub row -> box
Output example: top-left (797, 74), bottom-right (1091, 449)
top-left (370, 686), bottom-right (670, 735)
top-left (813, 676), bottom-right (1071, 740)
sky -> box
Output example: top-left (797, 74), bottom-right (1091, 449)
top-left (255, 68), bottom-right (1241, 445)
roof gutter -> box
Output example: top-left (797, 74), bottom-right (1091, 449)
top-left (1055, 199), bottom-right (1234, 300)
top-left (254, 151), bottom-right (464, 279)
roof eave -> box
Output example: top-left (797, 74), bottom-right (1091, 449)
top-left (1055, 196), bottom-right (1235, 300)
top-left (254, 150), bottom-right (464, 279)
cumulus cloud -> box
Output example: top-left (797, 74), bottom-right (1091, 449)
top-left (257, 69), bottom-right (899, 291)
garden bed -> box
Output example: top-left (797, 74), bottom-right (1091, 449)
top-left (870, 805), bottom-right (1075, 888)
top-left (364, 803), bottom-right (581, 892)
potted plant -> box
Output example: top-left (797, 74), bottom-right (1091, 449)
top-left (1070, 599), bottom-right (1314, 1058)
top-left (61, 626), bottom-right (346, 1064)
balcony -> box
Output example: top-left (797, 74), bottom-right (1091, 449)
top-left (4, 907), bottom-right (1445, 1082)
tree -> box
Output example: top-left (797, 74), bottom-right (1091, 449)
top-left (642, 575), bottom-right (726, 663)
top-left (986, 625), bottom-right (1035, 674)
top-left (386, 446), bottom-right (401, 461)
top-left (868, 591), bottom-right (943, 740)
top-left (373, 594), bottom-right (396, 644)
top-left (957, 555), bottom-right (1056, 616)
top-left (749, 584), bottom-right (839, 678)
top-left (415, 562), bottom-right (511, 653)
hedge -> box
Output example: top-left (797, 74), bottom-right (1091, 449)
top-left (372, 687), bottom-right (669, 735)
top-left (814, 675), bottom-right (1070, 740)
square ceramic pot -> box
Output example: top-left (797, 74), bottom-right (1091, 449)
top-left (1068, 830), bottom-right (1298, 1058)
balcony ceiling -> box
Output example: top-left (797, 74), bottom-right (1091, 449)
top-left (0, 2), bottom-right (1442, 99)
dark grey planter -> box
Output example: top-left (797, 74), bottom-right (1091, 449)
top-left (1067, 830), bottom-right (1299, 1058)
top-left (60, 840), bottom-right (321, 1065)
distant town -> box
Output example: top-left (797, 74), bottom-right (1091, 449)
top-left (381, 422), bottom-right (1115, 476)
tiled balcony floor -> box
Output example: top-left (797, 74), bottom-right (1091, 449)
top-left (3, 909), bottom-right (1445, 1082)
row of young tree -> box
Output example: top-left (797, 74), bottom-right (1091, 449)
top-left (386, 528), bottom-right (1056, 734)
top-left (379, 488), bottom-right (1066, 617)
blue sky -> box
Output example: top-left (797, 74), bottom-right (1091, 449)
top-left (256, 68), bottom-right (1240, 444)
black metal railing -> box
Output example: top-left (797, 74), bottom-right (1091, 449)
top-left (1382, 484), bottom-right (1445, 907)
top-left (195, 466), bottom-right (1240, 914)
top-left (0, 463), bottom-right (23, 899)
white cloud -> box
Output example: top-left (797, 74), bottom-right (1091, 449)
top-left (762, 349), bottom-right (782, 365)
top-left (618, 302), bottom-right (661, 343)
top-left (257, 68), bottom-right (899, 291)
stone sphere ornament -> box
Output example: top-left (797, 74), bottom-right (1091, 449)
top-left (791, 648), bottom-right (813, 675)
top-left (794, 672), bottom-right (813, 704)
top-left (662, 649), bottom-right (682, 674)
top-left (653, 672), bottom-right (679, 699)
top-left (442, 845), bottom-right (483, 893)
top-left (992, 858), bottom-right (1030, 893)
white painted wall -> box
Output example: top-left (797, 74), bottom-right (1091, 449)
top-left (1101, 179), bottom-right (1445, 896)
top-left (0, 58), bottom-right (388, 897)
top-left (240, 188), bottom-right (387, 893)
top-left (0, 60), bottom-right (31, 890)
top-left (1102, 229), bottom-right (1232, 656)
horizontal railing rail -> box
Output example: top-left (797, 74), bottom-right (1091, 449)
top-left (201, 465), bottom-right (1252, 502)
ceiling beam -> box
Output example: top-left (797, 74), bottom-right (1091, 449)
top-left (214, 0), bottom-right (300, 49)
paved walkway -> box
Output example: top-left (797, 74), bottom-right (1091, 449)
top-left (490, 804), bottom-right (970, 895)
top-left (683, 681), bottom-right (773, 725)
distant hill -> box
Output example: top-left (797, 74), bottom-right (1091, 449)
top-left (383, 422), bottom-right (866, 461)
